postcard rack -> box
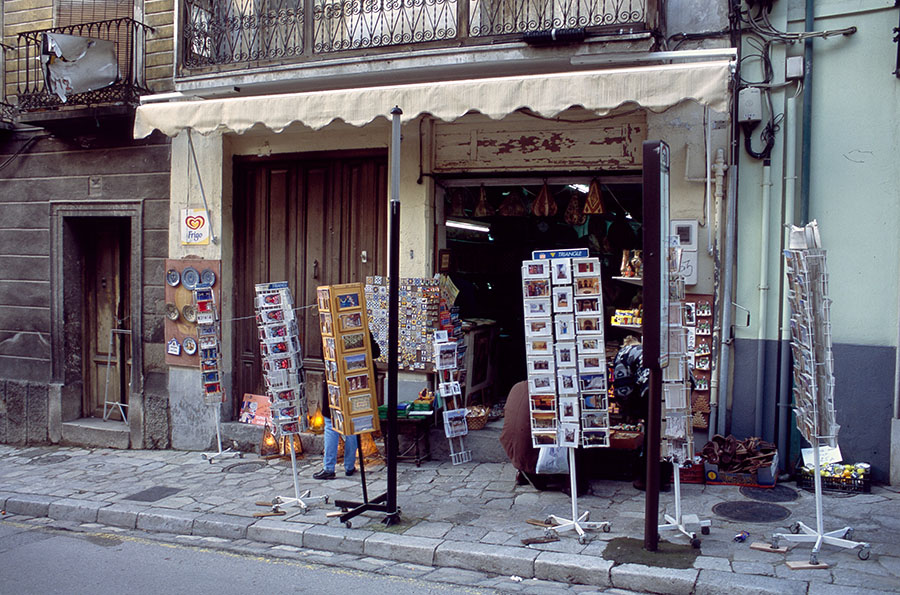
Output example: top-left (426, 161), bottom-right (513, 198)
top-left (254, 282), bottom-right (323, 512)
top-left (193, 283), bottom-right (240, 463)
top-left (521, 251), bottom-right (611, 542)
top-left (769, 230), bottom-right (870, 565)
top-left (435, 331), bottom-right (471, 465)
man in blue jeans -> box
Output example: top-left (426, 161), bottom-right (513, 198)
top-left (313, 394), bottom-right (357, 479)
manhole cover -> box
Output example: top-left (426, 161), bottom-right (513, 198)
top-left (223, 461), bottom-right (266, 474)
top-left (712, 501), bottom-right (791, 523)
top-left (740, 485), bottom-right (798, 503)
top-left (30, 455), bottom-right (72, 465)
top-left (123, 486), bottom-right (183, 502)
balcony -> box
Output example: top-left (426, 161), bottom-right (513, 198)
top-left (180, 0), bottom-right (655, 81)
top-left (15, 18), bottom-right (153, 128)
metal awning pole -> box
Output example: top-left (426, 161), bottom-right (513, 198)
top-left (385, 106), bottom-right (402, 524)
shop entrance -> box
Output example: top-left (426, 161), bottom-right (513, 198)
top-left (440, 176), bottom-right (643, 407)
top-left (232, 151), bottom-right (388, 414)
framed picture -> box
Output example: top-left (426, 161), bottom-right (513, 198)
top-left (319, 313), bottom-right (333, 336)
top-left (555, 342), bottom-right (576, 367)
top-left (551, 258), bottom-right (572, 285)
top-left (572, 258), bottom-right (600, 276)
top-left (351, 414), bottom-right (375, 433)
top-left (552, 286), bottom-right (573, 313)
top-left (324, 359), bottom-right (338, 383)
top-left (443, 408), bottom-right (468, 438)
top-left (559, 422), bottom-right (580, 447)
top-left (529, 394), bottom-right (556, 411)
top-left (579, 372), bottom-right (606, 392)
top-left (530, 411), bottom-right (557, 430)
top-left (526, 338), bottom-right (552, 355)
top-left (433, 330), bottom-right (449, 343)
top-left (582, 391), bottom-right (607, 411)
top-left (575, 315), bottom-right (603, 334)
top-left (346, 372), bottom-right (370, 393)
top-left (683, 302), bottom-right (697, 326)
top-left (341, 332), bottom-right (365, 352)
top-left (574, 296), bottom-right (601, 314)
top-left (438, 249), bottom-right (453, 274)
top-left (559, 396), bottom-right (579, 422)
top-left (316, 287), bottom-right (331, 312)
top-left (528, 374), bottom-right (555, 393)
top-left (522, 260), bottom-right (550, 279)
top-left (322, 337), bottom-right (336, 360)
top-left (577, 336), bottom-right (603, 354)
top-left (434, 341), bottom-right (458, 369)
top-left (555, 315), bottom-right (575, 340)
top-left (527, 356), bottom-right (555, 375)
top-left (336, 290), bottom-right (361, 311)
top-left (327, 384), bottom-right (342, 408)
top-left (575, 276), bottom-right (601, 296)
top-left (556, 369), bottom-right (578, 394)
top-left (525, 317), bottom-right (553, 337)
top-left (339, 312), bottom-right (363, 331)
top-left (523, 298), bottom-right (552, 317)
top-left (332, 410), bottom-right (345, 433)
top-left (342, 352), bottom-right (369, 373)
top-left (578, 354), bottom-right (604, 372)
top-left (523, 279), bottom-right (551, 299)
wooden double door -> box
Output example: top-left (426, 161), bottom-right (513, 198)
top-left (233, 151), bottom-right (388, 415)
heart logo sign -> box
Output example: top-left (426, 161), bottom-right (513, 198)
top-left (185, 215), bottom-right (205, 230)
top-left (181, 208), bottom-right (210, 245)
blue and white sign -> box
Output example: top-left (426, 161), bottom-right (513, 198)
top-left (532, 248), bottom-right (590, 260)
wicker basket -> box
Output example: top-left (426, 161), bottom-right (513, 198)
top-left (466, 406), bottom-right (489, 430)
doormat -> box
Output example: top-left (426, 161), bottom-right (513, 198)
top-left (712, 501), bottom-right (791, 523)
top-left (123, 486), bottom-right (183, 502)
top-left (222, 461), bottom-right (266, 474)
top-left (602, 537), bottom-right (698, 568)
top-left (740, 485), bottom-right (798, 503)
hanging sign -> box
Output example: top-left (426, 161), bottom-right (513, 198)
top-left (181, 208), bottom-right (210, 245)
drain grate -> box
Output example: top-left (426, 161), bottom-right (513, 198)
top-left (222, 461), bottom-right (266, 474)
top-left (123, 486), bottom-right (183, 502)
top-left (30, 455), bottom-right (72, 465)
top-left (740, 485), bottom-right (798, 503)
top-left (712, 501), bottom-right (791, 523)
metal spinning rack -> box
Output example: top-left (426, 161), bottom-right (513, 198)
top-left (769, 230), bottom-right (870, 565)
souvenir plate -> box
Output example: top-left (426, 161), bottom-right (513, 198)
top-left (182, 337), bottom-right (198, 355)
top-left (182, 304), bottom-right (198, 323)
top-left (181, 266), bottom-right (200, 290)
top-left (166, 269), bottom-right (181, 287)
top-left (200, 269), bottom-right (216, 287)
top-left (165, 303), bottom-right (179, 321)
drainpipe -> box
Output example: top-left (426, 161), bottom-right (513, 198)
top-left (776, 97), bottom-right (798, 469)
top-left (754, 161), bottom-right (773, 438)
top-left (800, 0), bottom-right (814, 225)
top-left (708, 149), bottom-right (727, 440)
top-left (716, 164), bottom-right (738, 437)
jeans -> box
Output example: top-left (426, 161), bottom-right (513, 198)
top-left (323, 417), bottom-right (357, 473)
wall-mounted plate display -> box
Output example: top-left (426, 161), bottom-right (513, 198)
top-left (165, 303), bottom-right (179, 321)
top-left (166, 269), bottom-right (181, 287)
top-left (182, 304), bottom-right (198, 323)
top-left (181, 266), bottom-right (200, 290)
top-left (200, 269), bottom-right (216, 287)
top-left (183, 337), bottom-right (198, 355)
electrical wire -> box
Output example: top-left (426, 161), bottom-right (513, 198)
top-left (0, 135), bottom-right (43, 174)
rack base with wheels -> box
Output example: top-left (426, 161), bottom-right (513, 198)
top-left (202, 404), bottom-right (242, 463)
top-left (658, 460), bottom-right (710, 549)
top-left (543, 449), bottom-right (610, 545)
top-left (769, 442), bottom-right (870, 565)
top-left (262, 440), bottom-right (327, 514)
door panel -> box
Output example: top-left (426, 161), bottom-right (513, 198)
top-left (233, 153), bottom-right (387, 417)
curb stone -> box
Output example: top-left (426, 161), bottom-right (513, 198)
top-left (47, 498), bottom-right (105, 523)
top-left (97, 503), bottom-right (139, 529)
top-left (136, 508), bottom-right (202, 534)
top-left (5, 494), bottom-right (53, 518)
top-left (246, 518), bottom-right (311, 547)
top-left (610, 563), bottom-right (698, 595)
top-left (192, 512), bottom-right (256, 540)
top-left (303, 524), bottom-right (372, 555)
top-left (434, 540), bottom-right (538, 577)
top-left (694, 568), bottom-right (807, 595)
top-left (534, 551), bottom-right (613, 587)
top-left (363, 532), bottom-right (440, 566)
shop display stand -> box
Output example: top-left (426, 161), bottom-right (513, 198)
top-left (436, 333), bottom-right (471, 465)
top-left (254, 282), bottom-right (322, 511)
top-left (544, 448), bottom-right (610, 544)
top-left (659, 454), bottom-right (709, 548)
top-left (193, 283), bottom-right (240, 464)
top-left (102, 327), bottom-right (131, 422)
top-left (769, 238), bottom-right (870, 565)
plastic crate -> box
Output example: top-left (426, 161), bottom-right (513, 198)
top-left (796, 473), bottom-right (871, 494)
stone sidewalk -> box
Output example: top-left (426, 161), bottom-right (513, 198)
top-left (1, 439), bottom-right (899, 594)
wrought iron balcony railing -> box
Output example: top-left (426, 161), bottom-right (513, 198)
top-left (16, 17), bottom-right (153, 112)
top-left (182, 0), bottom-right (649, 70)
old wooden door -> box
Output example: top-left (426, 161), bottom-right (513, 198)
top-left (83, 220), bottom-right (131, 420)
top-left (233, 151), bottom-right (388, 416)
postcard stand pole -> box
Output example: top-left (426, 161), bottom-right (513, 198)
top-left (658, 456), bottom-right (710, 548)
top-left (544, 448), bottom-right (609, 544)
top-left (267, 437), bottom-right (326, 513)
top-left (201, 402), bottom-right (241, 463)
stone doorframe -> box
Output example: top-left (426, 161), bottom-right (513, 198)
top-left (49, 201), bottom-right (145, 447)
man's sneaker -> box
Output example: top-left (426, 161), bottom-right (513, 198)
top-left (313, 469), bottom-right (335, 480)
top-left (345, 468), bottom-right (356, 477)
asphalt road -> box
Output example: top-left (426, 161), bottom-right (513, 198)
top-left (0, 520), bottom-right (493, 595)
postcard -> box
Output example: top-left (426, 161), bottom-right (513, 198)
top-left (529, 394), bottom-right (556, 411)
top-left (582, 430), bottom-right (609, 448)
top-left (443, 408), bottom-right (469, 438)
top-left (551, 258), bottom-right (572, 285)
top-left (523, 298), bottom-right (552, 317)
top-left (530, 411), bottom-right (557, 430)
top-left (351, 414), bottom-right (375, 433)
top-left (343, 353), bottom-right (368, 373)
top-left (532, 431), bottom-right (558, 447)
top-left (556, 369), bottom-right (578, 394)
top-left (341, 332), bottom-right (365, 352)
top-left (582, 391), bottom-right (607, 411)
top-left (316, 287), bottom-right (331, 311)
top-left (527, 356), bottom-right (555, 375)
top-left (552, 286), bottom-right (573, 313)
top-left (523, 279), bottom-right (551, 299)
top-left (522, 260), bottom-right (550, 279)
top-left (572, 258), bottom-right (600, 276)
top-left (579, 373), bottom-right (606, 392)
top-left (559, 423), bottom-right (580, 447)
top-left (339, 312), bottom-right (363, 331)
top-left (574, 296), bottom-right (601, 314)
top-left (577, 336), bottom-right (603, 354)
top-left (528, 374), bottom-right (555, 393)
top-left (575, 315), bottom-right (603, 334)
top-left (525, 317), bottom-right (553, 337)
top-left (526, 338), bottom-right (552, 355)
top-left (336, 291), bottom-right (361, 311)
top-left (434, 342), bottom-right (458, 369)
top-left (346, 373), bottom-right (370, 392)
top-left (555, 342), bottom-right (576, 367)
top-left (559, 396), bottom-right (579, 422)
top-left (574, 276), bottom-right (601, 296)
top-left (578, 354), bottom-right (604, 372)
top-left (555, 315), bottom-right (575, 340)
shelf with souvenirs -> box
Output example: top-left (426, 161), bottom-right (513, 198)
top-left (681, 294), bottom-right (713, 431)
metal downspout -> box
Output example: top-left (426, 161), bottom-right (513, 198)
top-left (800, 0), bottom-right (814, 225)
top-left (754, 162), bottom-right (773, 438)
top-left (716, 165), bottom-right (738, 437)
top-left (708, 149), bottom-right (727, 440)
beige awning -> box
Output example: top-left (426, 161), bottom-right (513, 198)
top-left (134, 59), bottom-right (732, 139)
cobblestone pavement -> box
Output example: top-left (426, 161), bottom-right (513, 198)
top-left (1, 442), bottom-right (899, 594)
